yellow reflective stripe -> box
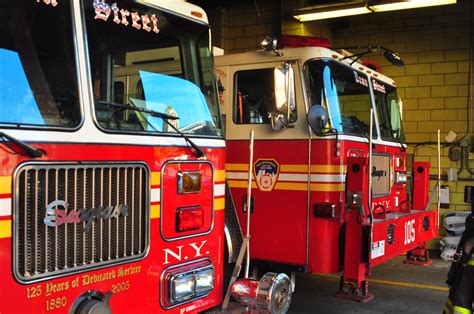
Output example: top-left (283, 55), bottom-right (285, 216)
top-left (453, 306), bottom-right (471, 314)
top-left (281, 164), bottom-right (308, 173)
top-left (228, 180), bottom-right (257, 189)
top-left (0, 176), bottom-right (11, 194)
top-left (150, 204), bottom-right (160, 219)
top-left (226, 163), bottom-right (248, 171)
top-left (311, 165), bottom-right (346, 173)
top-left (468, 259), bottom-right (474, 266)
top-left (227, 180), bottom-right (345, 192)
top-left (310, 183), bottom-right (345, 192)
top-left (226, 163), bottom-right (347, 174)
top-left (214, 198), bottom-right (225, 210)
top-left (0, 220), bottom-right (11, 238)
top-left (280, 164), bottom-right (347, 173)
top-left (151, 172), bottom-right (160, 186)
top-left (444, 299), bottom-right (454, 314)
top-left (214, 170), bottom-right (226, 182)
top-left (275, 182), bottom-right (307, 191)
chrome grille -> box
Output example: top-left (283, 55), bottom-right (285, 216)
top-left (14, 163), bottom-right (149, 282)
top-left (372, 154), bottom-right (391, 197)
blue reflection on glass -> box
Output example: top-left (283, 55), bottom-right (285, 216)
top-left (323, 63), bottom-right (342, 132)
top-left (137, 71), bottom-right (213, 132)
top-left (0, 49), bottom-right (43, 125)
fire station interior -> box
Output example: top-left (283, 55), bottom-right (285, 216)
top-left (189, 0), bottom-right (474, 312)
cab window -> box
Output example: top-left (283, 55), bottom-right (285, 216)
top-left (306, 60), bottom-right (376, 138)
top-left (233, 68), bottom-right (297, 124)
top-left (0, 0), bottom-right (80, 128)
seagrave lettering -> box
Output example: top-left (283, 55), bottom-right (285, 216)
top-left (371, 166), bottom-right (387, 180)
top-left (93, 0), bottom-right (159, 33)
top-left (44, 200), bottom-right (129, 232)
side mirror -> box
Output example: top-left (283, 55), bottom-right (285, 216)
top-left (383, 49), bottom-right (404, 67)
top-left (308, 105), bottom-right (329, 136)
top-left (272, 63), bottom-right (295, 131)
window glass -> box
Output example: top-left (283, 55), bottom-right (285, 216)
top-left (0, 1), bottom-right (80, 128)
top-left (373, 79), bottom-right (405, 142)
top-left (234, 68), bottom-right (297, 124)
top-left (85, 0), bottom-right (222, 136)
top-left (306, 60), bottom-right (376, 138)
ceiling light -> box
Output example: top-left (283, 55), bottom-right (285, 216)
top-left (293, 2), bottom-right (372, 22)
top-left (370, 0), bottom-right (456, 12)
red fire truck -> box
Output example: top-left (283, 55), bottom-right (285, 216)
top-left (0, 0), bottom-right (229, 312)
top-left (216, 36), bottom-right (438, 302)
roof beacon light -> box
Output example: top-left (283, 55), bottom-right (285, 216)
top-left (261, 36), bottom-right (283, 56)
top-left (279, 35), bottom-right (331, 49)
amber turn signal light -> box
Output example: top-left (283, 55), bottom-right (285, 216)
top-left (177, 171), bottom-right (202, 194)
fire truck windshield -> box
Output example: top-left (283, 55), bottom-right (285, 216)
top-left (85, 1), bottom-right (222, 137)
top-left (0, 1), bottom-right (81, 129)
top-left (305, 60), bottom-right (377, 139)
top-left (372, 79), bottom-right (406, 142)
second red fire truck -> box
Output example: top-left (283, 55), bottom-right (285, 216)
top-left (216, 35), bottom-right (438, 302)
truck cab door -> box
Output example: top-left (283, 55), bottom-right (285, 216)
top-left (223, 61), bottom-right (311, 267)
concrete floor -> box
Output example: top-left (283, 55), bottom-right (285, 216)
top-left (288, 255), bottom-right (450, 313)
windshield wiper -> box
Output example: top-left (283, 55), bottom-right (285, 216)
top-left (381, 125), bottom-right (405, 152)
top-left (98, 101), bottom-right (206, 158)
top-left (394, 131), bottom-right (406, 152)
top-left (0, 131), bottom-right (44, 158)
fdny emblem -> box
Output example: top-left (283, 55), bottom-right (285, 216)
top-left (253, 159), bottom-right (280, 192)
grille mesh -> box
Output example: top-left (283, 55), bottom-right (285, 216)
top-left (14, 163), bottom-right (149, 282)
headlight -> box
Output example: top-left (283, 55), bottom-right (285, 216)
top-left (170, 273), bottom-right (195, 302)
top-left (395, 171), bottom-right (407, 184)
top-left (195, 267), bottom-right (214, 295)
top-left (168, 265), bottom-right (214, 305)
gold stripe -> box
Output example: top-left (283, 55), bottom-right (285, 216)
top-left (280, 164), bottom-right (308, 173)
top-left (310, 183), bottom-right (345, 192)
top-left (150, 204), bottom-right (160, 219)
top-left (310, 165), bottom-right (346, 173)
top-left (313, 273), bottom-right (449, 292)
top-left (468, 260), bottom-right (474, 266)
top-left (214, 170), bottom-right (226, 182)
top-left (280, 165), bottom-right (347, 173)
top-left (228, 180), bottom-right (257, 189)
top-left (452, 306), bottom-right (471, 314)
top-left (227, 180), bottom-right (344, 192)
top-left (151, 172), bottom-right (160, 186)
top-left (275, 182), bottom-right (307, 191)
top-left (225, 163), bottom-right (248, 171)
top-left (214, 198), bottom-right (225, 210)
top-left (0, 176), bottom-right (12, 194)
top-left (0, 220), bottom-right (11, 238)
top-left (226, 163), bottom-right (346, 174)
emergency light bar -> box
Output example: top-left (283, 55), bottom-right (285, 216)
top-left (279, 35), bottom-right (331, 49)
